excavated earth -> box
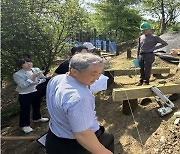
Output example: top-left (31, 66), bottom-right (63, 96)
top-left (1, 31), bottom-right (180, 153)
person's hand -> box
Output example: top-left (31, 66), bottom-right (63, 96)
top-left (32, 71), bottom-right (42, 78)
top-left (30, 81), bottom-right (38, 86)
top-left (170, 49), bottom-right (178, 57)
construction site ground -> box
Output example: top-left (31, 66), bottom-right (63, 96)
top-left (1, 50), bottom-right (180, 154)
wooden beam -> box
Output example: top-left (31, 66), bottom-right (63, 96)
top-left (101, 55), bottom-right (115, 58)
top-left (105, 67), bottom-right (170, 76)
top-left (101, 52), bottom-right (115, 55)
top-left (1, 136), bottom-right (37, 141)
top-left (112, 84), bottom-right (180, 102)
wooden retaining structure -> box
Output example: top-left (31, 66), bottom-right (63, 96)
top-left (104, 67), bottom-right (170, 86)
top-left (105, 67), bottom-right (170, 76)
top-left (112, 84), bottom-right (180, 102)
top-left (112, 84), bottom-right (180, 115)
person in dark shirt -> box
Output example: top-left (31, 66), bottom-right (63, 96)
top-left (136, 22), bottom-right (168, 86)
top-left (53, 46), bottom-right (88, 76)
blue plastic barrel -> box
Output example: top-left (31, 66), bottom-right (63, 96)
top-left (133, 59), bottom-right (140, 68)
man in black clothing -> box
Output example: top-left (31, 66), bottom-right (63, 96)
top-left (53, 46), bottom-right (88, 76)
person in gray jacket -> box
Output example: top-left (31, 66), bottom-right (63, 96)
top-left (13, 58), bottom-right (49, 133)
top-left (137, 22), bottom-right (168, 86)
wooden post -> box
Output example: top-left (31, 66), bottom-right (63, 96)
top-left (80, 30), bottom-right (83, 42)
top-left (93, 28), bottom-right (97, 47)
top-left (127, 49), bottom-right (131, 59)
top-left (116, 44), bottom-right (120, 56)
top-left (106, 39), bottom-right (109, 52)
top-left (76, 33), bottom-right (79, 42)
top-left (101, 40), bottom-right (103, 50)
top-left (87, 32), bottom-right (90, 42)
top-left (104, 71), bottom-right (114, 87)
top-left (122, 99), bottom-right (138, 115)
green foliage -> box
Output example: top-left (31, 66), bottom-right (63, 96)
top-left (167, 23), bottom-right (180, 32)
top-left (1, 0), bottom-right (85, 81)
top-left (142, 0), bottom-right (180, 33)
top-left (91, 0), bottom-right (142, 42)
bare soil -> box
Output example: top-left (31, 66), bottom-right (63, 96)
top-left (1, 50), bottom-right (180, 154)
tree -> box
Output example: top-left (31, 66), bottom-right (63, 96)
top-left (1, 0), bottom-right (86, 81)
top-left (142, 0), bottom-right (180, 34)
top-left (91, 0), bottom-right (142, 42)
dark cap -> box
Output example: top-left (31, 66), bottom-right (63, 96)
top-left (76, 46), bottom-right (88, 53)
top-left (71, 46), bottom-right (88, 55)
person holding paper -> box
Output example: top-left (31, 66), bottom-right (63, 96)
top-left (45, 53), bottom-right (114, 154)
top-left (13, 58), bottom-right (49, 133)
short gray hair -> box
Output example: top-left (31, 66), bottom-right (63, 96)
top-left (69, 53), bottom-right (104, 72)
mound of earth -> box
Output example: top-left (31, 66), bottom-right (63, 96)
top-left (157, 31), bottom-right (180, 53)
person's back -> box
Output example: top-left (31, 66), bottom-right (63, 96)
top-left (46, 74), bottom-right (98, 139)
top-left (45, 53), bottom-right (114, 154)
top-left (54, 58), bottom-right (70, 75)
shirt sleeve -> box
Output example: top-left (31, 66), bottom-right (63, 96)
top-left (65, 97), bottom-right (94, 133)
top-left (13, 73), bottom-right (32, 89)
top-left (154, 36), bottom-right (168, 50)
top-left (55, 60), bottom-right (70, 74)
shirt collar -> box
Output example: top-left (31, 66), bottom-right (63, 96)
top-left (67, 74), bottom-right (87, 88)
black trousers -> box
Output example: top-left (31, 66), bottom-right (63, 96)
top-left (138, 53), bottom-right (155, 83)
top-left (36, 78), bottom-right (51, 97)
top-left (18, 91), bottom-right (42, 127)
top-left (45, 126), bottom-right (114, 154)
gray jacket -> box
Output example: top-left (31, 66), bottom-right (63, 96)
top-left (13, 67), bottom-right (46, 94)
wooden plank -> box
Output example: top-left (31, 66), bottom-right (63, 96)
top-left (101, 52), bottom-right (115, 56)
top-left (1, 136), bottom-right (37, 141)
top-left (112, 84), bottom-right (180, 102)
top-left (105, 67), bottom-right (170, 76)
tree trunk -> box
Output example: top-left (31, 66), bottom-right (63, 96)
top-left (93, 28), bottom-right (96, 47)
top-left (160, 0), bottom-right (166, 34)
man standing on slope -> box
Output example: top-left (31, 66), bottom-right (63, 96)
top-left (137, 22), bottom-right (168, 86)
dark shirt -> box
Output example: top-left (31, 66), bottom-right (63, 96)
top-left (138, 33), bottom-right (168, 55)
top-left (54, 58), bottom-right (70, 74)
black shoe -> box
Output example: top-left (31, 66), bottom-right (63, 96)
top-left (144, 82), bottom-right (149, 85)
top-left (136, 82), bottom-right (143, 86)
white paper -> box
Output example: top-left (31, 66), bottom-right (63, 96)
top-left (90, 74), bottom-right (109, 93)
top-left (37, 133), bottom-right (47, 147)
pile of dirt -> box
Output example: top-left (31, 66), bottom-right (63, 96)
top-left (158, 31), bottom-right (180, 53)
top-left (1, 51), bottom-right (180, 154)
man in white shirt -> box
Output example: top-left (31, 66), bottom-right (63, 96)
top-left (45, 53), bottom-right (114, 154)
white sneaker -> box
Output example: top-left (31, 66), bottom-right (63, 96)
top-left (22, 126), bottom-right (33, 133)
top-left (33, 117), bottom-right (49, 123)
